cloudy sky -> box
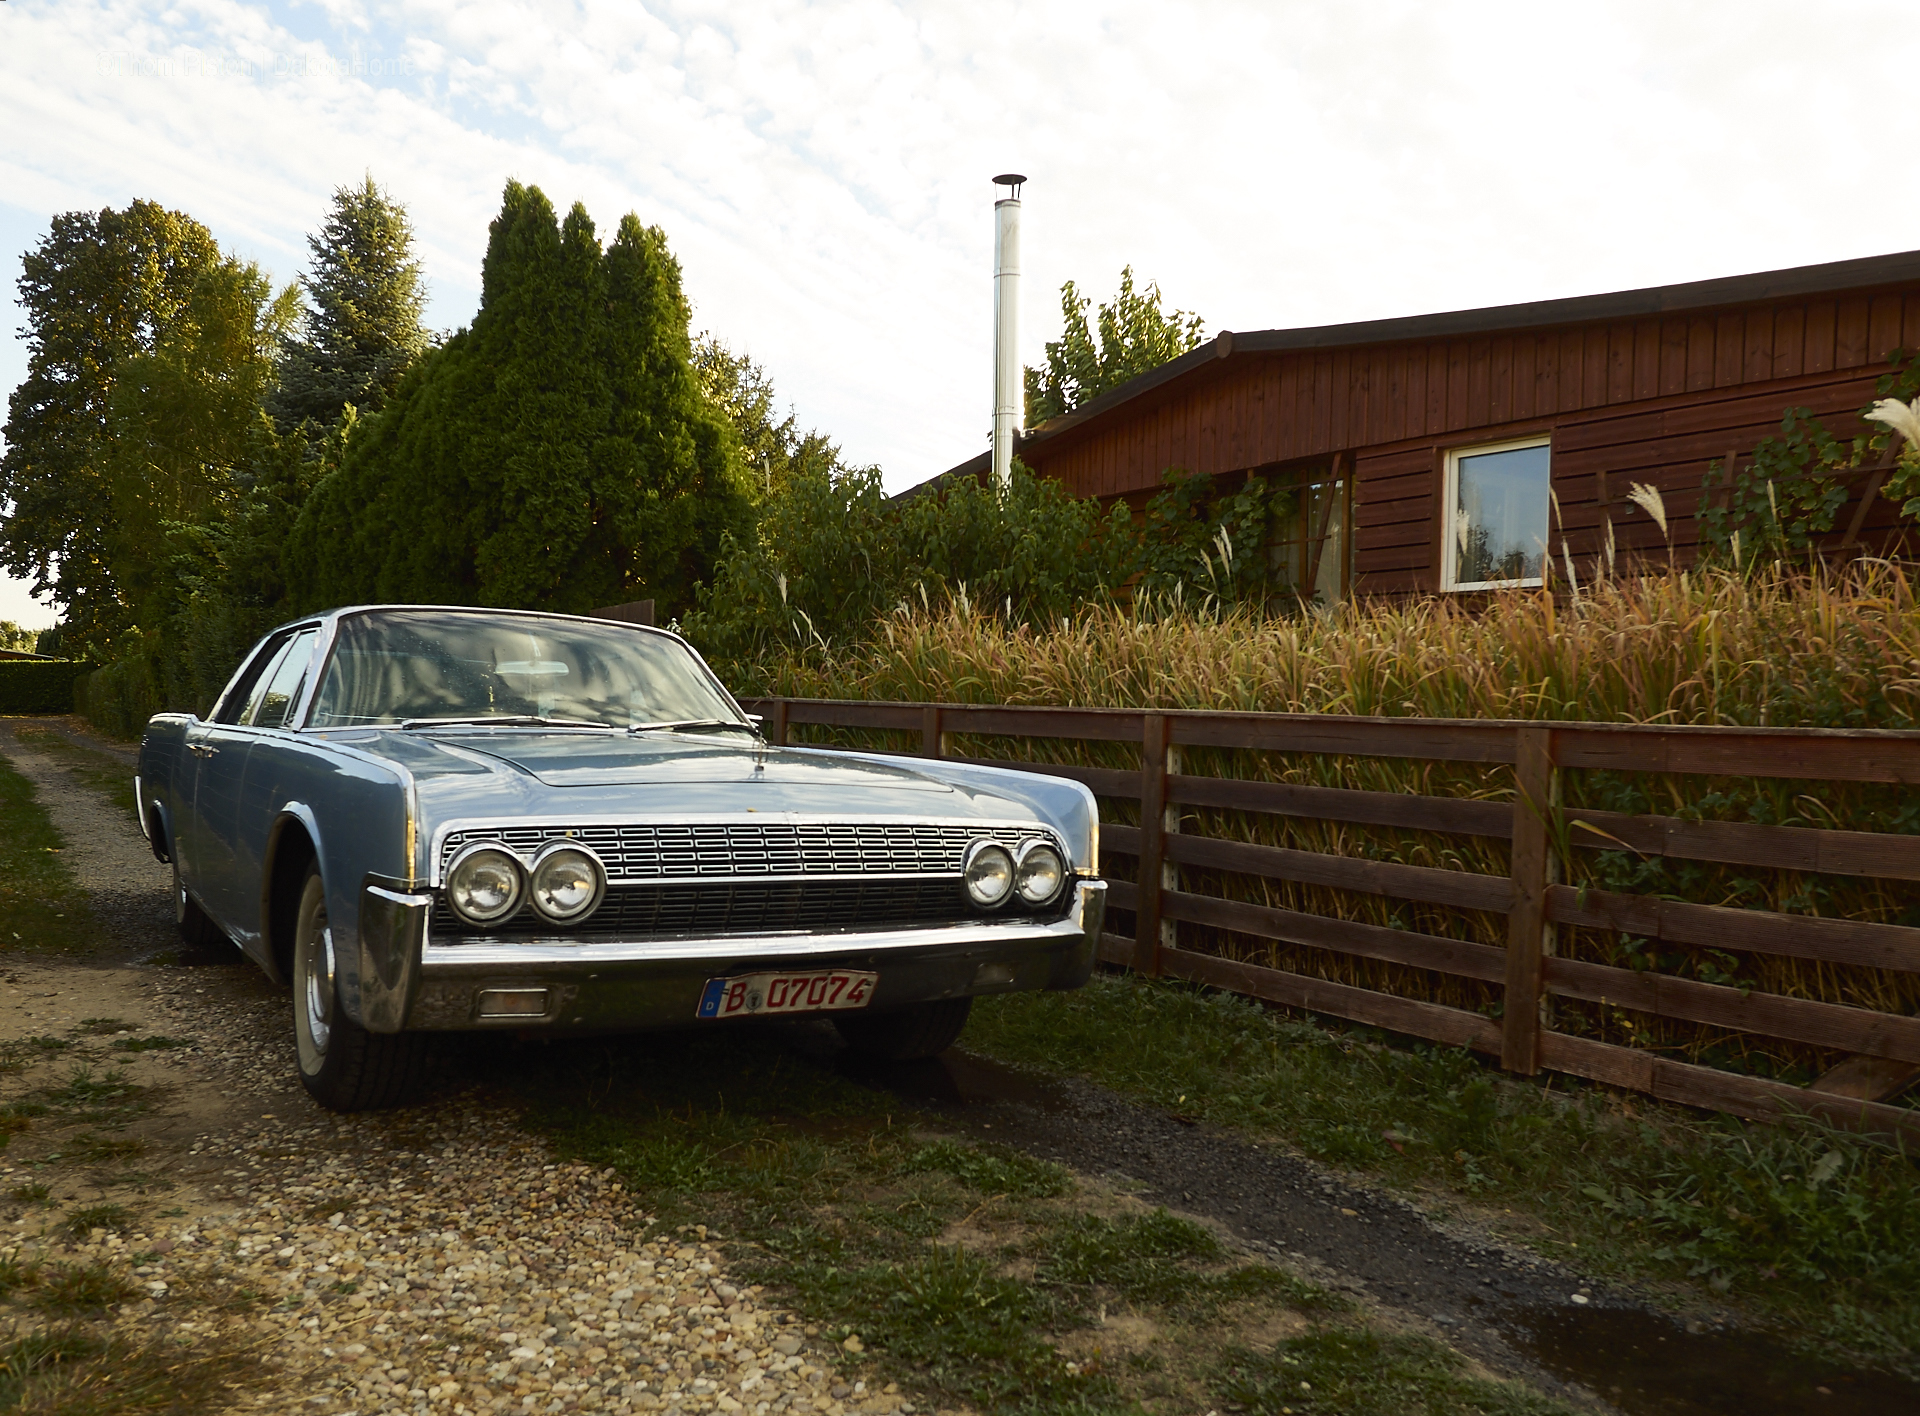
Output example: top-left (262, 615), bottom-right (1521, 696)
top-left (3, 0), bottom-right (1918, 629)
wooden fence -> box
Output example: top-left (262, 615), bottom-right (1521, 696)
top-left (741, 696), bottom-right (1920, 1140)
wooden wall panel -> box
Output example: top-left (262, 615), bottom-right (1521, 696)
top-left (1018, 281), bottom-right (1920, 594)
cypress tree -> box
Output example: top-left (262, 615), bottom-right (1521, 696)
top-left (290, 181), bottom-right (749, 615)
top-left (269, 176), bottom-right (428, 433)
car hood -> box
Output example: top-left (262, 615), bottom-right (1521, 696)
top-left (318, 726), bottom-right (1052, 824)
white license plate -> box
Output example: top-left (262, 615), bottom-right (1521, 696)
top-left (696, 969), bottom-right (878, 1020)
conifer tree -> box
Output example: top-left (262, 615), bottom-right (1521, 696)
top-left (269, 176), bottom-right (428, 433)
top-left (290, 181), bottom-right (750, 616)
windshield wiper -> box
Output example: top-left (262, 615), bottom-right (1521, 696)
top-left (400, 715), bottom-right (614, 730)
top-left (627, 718), bottom-right (760, 737)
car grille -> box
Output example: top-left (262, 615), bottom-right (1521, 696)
top-left (430, 819), bottom-right (1069, 943)
top-left (432, 877), bottom-right (984, 941)
top-left (437, 821), bottom-right (1050, 883)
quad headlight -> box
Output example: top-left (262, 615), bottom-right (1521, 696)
top-left (445, 843), bottom-right (524, 926)
top-left (1014, 841), bottom-right (1065, 906)
top-left (529, 843), bottom-right (605, 923)
top-left (963, 840), bottom-right (1015, 909)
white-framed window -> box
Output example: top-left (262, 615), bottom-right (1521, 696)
top-left (1442, 435), bottom-right (1553, 591)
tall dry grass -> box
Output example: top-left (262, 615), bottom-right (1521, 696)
top-left (742, 563), bottom-right (1920, 729)
top-left (722, 565), bottom-right (1920, 1084)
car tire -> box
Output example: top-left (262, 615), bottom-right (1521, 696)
top-left (291, 863), bottom-right (428, 1112)
top-left (833, 997), bottom-right (973, 1061)
top-left (172, 854), bottom-right (222, 949)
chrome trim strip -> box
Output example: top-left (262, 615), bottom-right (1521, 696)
top-left (421, 881), bottom-right (1104, 969)
top-left (133, 776), bottom-right (147, 839)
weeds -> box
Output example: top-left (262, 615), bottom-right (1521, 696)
top-left (0, 754), bottom-right (91, 956)
top-left (0, 1325), bottom-right (259, 1415)
top-left (60, 1205), bottom-right (134, 1239)
top-left (32, 1262), bottom-right (133, 1315)
top-left (969, 975), bottom-right (1920, 1373)
top-left (489, 1028), bottom-right (1548, 1416)
top-left (108, 1037), bottom-right (191, 1054)
top-left (1216, 1327), bottom-right (1571, 1416)
top-left (70, 1020), bottom-right (134, 1037)
top-left (7, 1183), bottom-right (51, 1206)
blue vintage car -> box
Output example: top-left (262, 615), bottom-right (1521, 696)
top-left (135, 606), bottom-right (1105, 1110)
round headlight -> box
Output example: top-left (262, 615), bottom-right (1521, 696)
top-left (530, 844), bottom-right (605, 923)
top-left (1015, 842), bottom-right (1065, 905)
top-left (446, 844), bottom-right (524, 926)
top-left (963, 841), bottom-right (1015, 909)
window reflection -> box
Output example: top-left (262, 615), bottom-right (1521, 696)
top-left (1451, 441), bottom-right (1551, 588)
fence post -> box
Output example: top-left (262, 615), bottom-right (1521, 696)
top-left (1136, 713), bottom-right (1174, 977)
top-left (1502, 726), bottom-right (1559, 1075)
top-left (921, 705), bottom-right (946, 758)
top-left (768, 699), bottom-right (789, 748)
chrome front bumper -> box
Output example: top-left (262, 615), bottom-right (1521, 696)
top-left (386, 879), bottom-right (1105, 1032)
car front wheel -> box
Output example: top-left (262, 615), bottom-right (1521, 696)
top-left (834, 997), bottom-right (973, 1061)
top-left (292, 863), bottom-right (427, 1111)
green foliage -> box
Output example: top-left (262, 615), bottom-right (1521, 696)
top-left (0, 661), bottom-right (84, 714)
top-left (0, 622), bottom-right (39, 654)
top-left (685, 461), bottom-right (1314, 678)
top-left (969, 976), bottom-right (1920, 1373)
top-left (1216, 1328), bottom-right (1568, 1416)
top-left (693, 336), bottom-right (850, 501)
top-left (290, 180), bottom-right (751, 616)
top-left (0, 201), bottom-right (223, 658)
top-left (1025, 266), bottom-right (1205, 425)
top-left (269, 175), bottom-right (429, 434)
top-left (1696, 408), bottom-right (1858, 566)
top-left (902, 1140), bottom-right (1071, 1198)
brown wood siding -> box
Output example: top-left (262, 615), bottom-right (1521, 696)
top-left (1020, 287), bottom-right (1920, 592)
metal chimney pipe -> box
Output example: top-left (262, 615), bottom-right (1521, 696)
top-left (991, 174), bottom-right (1025, 491)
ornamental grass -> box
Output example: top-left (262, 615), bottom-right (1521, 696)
top-left (719, 564), bottom-right (1920, 1086)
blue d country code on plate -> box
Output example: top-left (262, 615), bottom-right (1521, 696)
top-left (697, 969), bottom-right (878, 1019)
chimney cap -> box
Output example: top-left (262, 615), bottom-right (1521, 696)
top-left (992, 173), bottom-right (1026, 197)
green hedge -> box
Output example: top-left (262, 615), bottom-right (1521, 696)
top-left (0, 660), bottom-right (87, 715)
top-left (71, 658), bottom-right (163, 741)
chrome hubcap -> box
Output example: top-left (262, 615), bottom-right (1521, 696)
top-left (303, 924), bottom-right (335, 1054)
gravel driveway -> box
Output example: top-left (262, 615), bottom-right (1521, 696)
top-left (0, 720), bottom-right (922, 1416)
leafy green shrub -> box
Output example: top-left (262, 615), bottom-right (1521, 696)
top-left (0, 661), bottom-right (84, 715)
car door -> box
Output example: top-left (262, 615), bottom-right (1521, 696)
top-left (226, 627), bottom-right (322, 947)
top-left (183, 631), bottom-right (301, 931)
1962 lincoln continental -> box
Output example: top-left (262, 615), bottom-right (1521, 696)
top-left (136, 606), bottom-right (1105, 1110)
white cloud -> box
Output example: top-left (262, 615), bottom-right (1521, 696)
top-left (1, 0), bottom-right (1917, 632)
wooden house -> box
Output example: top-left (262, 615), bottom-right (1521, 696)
top-left (926, 250), bottom-right (1920, 598)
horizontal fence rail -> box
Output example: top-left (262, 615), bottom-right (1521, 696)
top-left (742, 697), bottom-right (1920, 1140)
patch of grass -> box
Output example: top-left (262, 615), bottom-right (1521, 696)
top-left (496, 1029), bottom-right (1520, 1416)
top-left (108, 1036), bottom-right (192, 1054)
top-left (68, 1134), bottom-right (146, 1164)
top-left (1215, 1327), bottom-right (1571, 1416)
top-left (8, 1183), bottom-right (52, 1206)
top-left (0, 1255), bottom-right (36, 1300)
top-left (1032, 1209), bottom-right (1337, 1317)
top-left (0, 1324), bottom-right (261, 1414)
top-left (0, 753), bottom-right (93, 956)
top-left (36, 1064), bottom-right (146, 1124)
top-left (61, 1204), bottom-right (135, 1239)
top-left (71, 1019), bottom-right (135, 1037)
top-left (970, 975), bottom-right (1920, 1375)
top-left (902, 1139), bottom-right (1071, 1198)
top-left (32, 1262), bottom-right (134, 1315)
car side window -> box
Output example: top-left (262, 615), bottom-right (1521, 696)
top-left (250, 629), bottom-right (319, 729)
top-left (214, 634), bottom-right (295, 726)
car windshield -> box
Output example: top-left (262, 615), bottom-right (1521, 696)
top-left (308, 610), bottom-right (743, 729)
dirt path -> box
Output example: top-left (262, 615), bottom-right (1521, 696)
top-left (0, 724), bottom-right (860, 1416)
